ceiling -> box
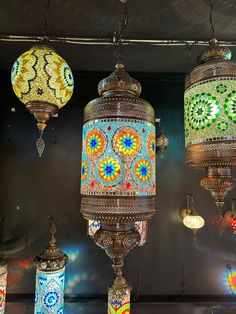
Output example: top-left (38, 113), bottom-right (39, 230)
top-left (0, 0), bottom-right (236, 72)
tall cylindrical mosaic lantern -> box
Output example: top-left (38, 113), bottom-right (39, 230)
top-left (81, 63), bottom-right (156, 311)
top-left (34, 223), bottom-right (68, 314)
top-left (0, 260), bottom-right (7, 314)
top-left (185, 39), bottom-right (236, 210)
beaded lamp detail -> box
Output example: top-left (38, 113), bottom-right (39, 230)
top-left (184, 39), bottom-right (236, 210)
top-left (34, 223), bottom-right (68, 314)
top-left (11, 45), bottom-right (74, 157)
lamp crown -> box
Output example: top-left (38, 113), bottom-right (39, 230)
top-left (197, 38), bottom-right (232, 64)
top-left (98, 64), bottom-right (141, 97)
top-left (34, 222), bottom-right (68, 272)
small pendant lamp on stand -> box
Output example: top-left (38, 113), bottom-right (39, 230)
top-left (34, 222), bottom-right (68, 314)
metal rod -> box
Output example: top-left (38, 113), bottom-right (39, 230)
top-left (1, 34), bottom-right (236, 47)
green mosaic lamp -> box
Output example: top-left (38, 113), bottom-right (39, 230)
top-left (184, 39), bottom-right (236, 210)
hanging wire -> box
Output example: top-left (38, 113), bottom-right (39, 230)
top-left (42, 0), bottom-right (50, 41)
top-left (209, 0), bottom-right (215, 38)
top-left (113, 0), bottom-right (129, 64)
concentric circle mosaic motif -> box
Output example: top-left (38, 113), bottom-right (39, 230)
top-left (96, 156), bottom-right (124, 186)
top-left (112, 126), bottom-right (141, 158)
top-left (81, 119), bottom-right (156, 196)
top-left (34, 269), bottom-right (65, 314)
top-left (224, 91), bottom-right (236, 123)
top-left (43, 291), bottom-right (59, 308)
top-left (185, 79), bottom-right (236, 146)
top-left (11, 46), bottom-right (74, 108)
top-left (86, 128), bottom-right (107, 157)
top-left (147, 132), bottom-right (156, 158)
top-left (185, 92), bottom-right (220, 130)
top-left (133, 158), bottom-right (152, 186)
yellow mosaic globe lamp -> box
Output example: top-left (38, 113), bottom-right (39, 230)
top-left (184, 39), bottom-right (236, 210)
top-left (11, 45), bottom-right (74, 157)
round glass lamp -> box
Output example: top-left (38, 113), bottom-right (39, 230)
top-left (180, 193), bottom-right (205, 234)
top-left (183, 214), bottom-right (205, 230)
top-left (184, 39), bottom-right (236, 210)
top-left (11, 45), bottom-right (74, 156)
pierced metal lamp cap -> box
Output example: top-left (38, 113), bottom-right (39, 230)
top-left (34, 223), bottom-right (68, 272)
top-left (98, 63), bottom-right (141, 97)
top-left (197, 38), bottom-right (232, 64)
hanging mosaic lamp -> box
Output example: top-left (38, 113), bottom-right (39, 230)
top-left (34, 222), bottom-right (68, 314)
top-left (184, 38), bottom-right (236, 210)
top-left (81, 62), bottom-right (156, 304)
top-left (11, 44), bottom-right (74, 157)
top-left (0, 259), bottom-right (7, 314)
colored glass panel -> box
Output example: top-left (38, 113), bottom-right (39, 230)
top-left (185, 79), bottom-right (236, 146)
top-left (81, 119), bottom-right (156, 196)
top-left (11, 47), bottom-right (74, 108)
top-left (34, 268), bottom-right (65, 314)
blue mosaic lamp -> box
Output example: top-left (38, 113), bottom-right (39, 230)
top-left (34, 223), bottom-right (68, 314)
top-left (81, 63), bottom-right (156, 314)
top-left (185, 39), bottom-right (236, 210)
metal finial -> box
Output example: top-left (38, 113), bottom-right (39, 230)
top-left (36, 134), bottom-right (45, 158)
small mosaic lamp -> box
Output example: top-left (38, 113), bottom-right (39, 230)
top-left (0, 259), bottom-right (7, 314)
top-left (34, 223), bottom-right (68, 314)
top-left (185, 38), bottom-right (236, 210)
top-left (11, 45), bottom-right (74, 157)
top-left (179, 193), bottom-right (205, 235)
top-left (108, 275), bottom-right (131, 314)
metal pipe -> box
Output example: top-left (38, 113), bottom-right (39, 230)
top-left (1, 34), bottom-right (236, 47)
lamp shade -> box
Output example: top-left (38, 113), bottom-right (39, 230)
top-left (81, 63), bottom-right (156, 223)
top-left (184, 39), bottom-right (236, 209)
top-left (0, 260), bottom-right (7, 314)
top-left (11, 45), bottom-right (74, 109)
top-left (183, 214), bottom-right (205, 230)
top-left (34, 223), bottom-right (68, 314)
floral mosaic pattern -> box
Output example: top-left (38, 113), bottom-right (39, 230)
top-left (185, 93), bottom-right (220, 130)
top-left (224, 91), bottom-right (236, 123)
top-left (34, 268), bottom-right (65, 314)
top-left (0, 268), bottom-right (7, 314)
top-left (11, 47), bottom-right (74, 108)
top-left (185, 79), bottom-right (236, 146)
top-left (81, 118), bottom-right (156, 196)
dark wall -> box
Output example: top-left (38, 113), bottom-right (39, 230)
top-left (0, 70), bottom-right (236, 297)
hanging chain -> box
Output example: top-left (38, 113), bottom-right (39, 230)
top-left (42, 0), bottom-right (50, 41)
top-left (113, 0), bottom-right (129, 64)
top-left (209, 0), bottom-right (215, 38)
